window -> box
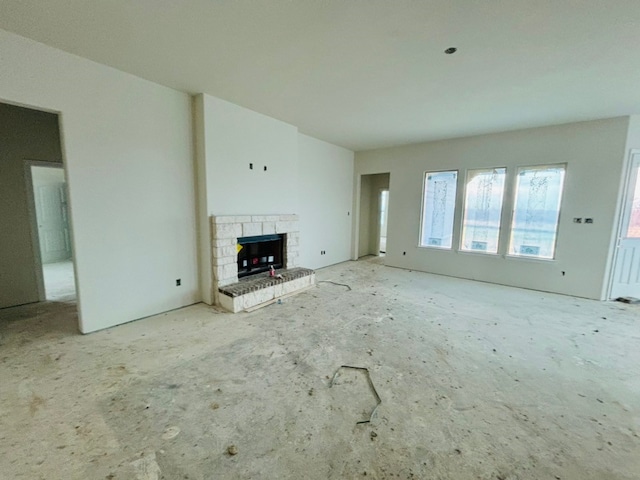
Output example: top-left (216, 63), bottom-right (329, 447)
top-left (460, 168), bottom-right (506, 254)
top-left (509, 165), bottom-right (566, 259)
top-left (420, 170), bottom-right (457, 248)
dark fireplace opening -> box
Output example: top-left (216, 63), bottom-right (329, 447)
top-left (237, 234), bottom-right (285, 278)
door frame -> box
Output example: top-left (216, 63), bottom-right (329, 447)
top-left (353, 172), bottom-right (391, 259)
top-left (23, 159), bottom-right (66, 301)
top-left (606, 149), bottom-right (640, 300)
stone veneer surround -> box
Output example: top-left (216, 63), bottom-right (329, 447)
top-left (210, 214), bottom-right (300, 304)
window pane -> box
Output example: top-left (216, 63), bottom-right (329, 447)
top-left (420, 170), bottom-right (457, 248)
top-left (460, 168), bottom-right (506, 254)
top-left (509, 165), bottom-right (565, 259)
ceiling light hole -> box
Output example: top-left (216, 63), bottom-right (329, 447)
top-left (444, 47), bottom-right (457, 55)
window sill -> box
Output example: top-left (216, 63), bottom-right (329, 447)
top-left (417, 245), bottom-right (453, 251)
top-left (505, 254), bottom-right (555, 263)
top-left (458, 250), bottom-right (500, 257)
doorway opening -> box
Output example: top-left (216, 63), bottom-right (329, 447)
top-left (379, 189), bottom-right (389, 255)
top-left (28, 163), bottom-right (76, 301)
top-left (0, 102), bottom-right (78, 321)
top-left (358, 173), bottom-right (390, 258)
top-left (610, 151), bottom-right (640, 299)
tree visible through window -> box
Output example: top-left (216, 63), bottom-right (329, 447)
top-left (509, 165), bottom-right (565, 259)
top-left (460, 168), bottom-right (506, 254)
top-left (420, 171), bottom-right (457, 248)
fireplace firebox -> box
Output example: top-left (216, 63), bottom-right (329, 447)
top-left (237, 234), bottom-right (285, 278)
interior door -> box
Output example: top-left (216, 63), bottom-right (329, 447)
top-left (35, 182), bottom-right (72, 264)
top-left (611, 153), bottom-right (640, 298)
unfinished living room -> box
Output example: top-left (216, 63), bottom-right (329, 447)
top-left (0, 2), bottom-right (639, 479)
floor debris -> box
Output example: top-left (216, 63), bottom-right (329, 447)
top-left (130, 452), bottom-right (161, 480)
top-left (318, 280), bottom-right (352, 291)
top-left (227, 445), bottom-right (238, 456)
top-left (330, 365), bottom-right (382, 425)
top-left (161, 426), bottom-right (180, 440)
top-left (615, 296), bottom-right (640, 304)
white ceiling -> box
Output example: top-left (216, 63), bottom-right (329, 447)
top-left (1, 1), bottom-right (639, 151)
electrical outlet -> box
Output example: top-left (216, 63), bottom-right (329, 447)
top-left (403, 251), bottom-right (406, 255)
top-left (264, 166), bottom-right (267, 171)
top-left (585, 218), bottom-right (594, 224)
top-left (176, 279), bottom-right (181, 286)
top-left (573, 218), bottom-right (582, 224)
top-left (249, 163), bottom-right (253, 169)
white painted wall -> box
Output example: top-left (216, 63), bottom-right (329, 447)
top-left (0, 29), bottom-right (199, 332)
top-left (197, 94), bottom-right (299, 216)
top-left (355, 118), bottom-right (630, 300)
top-left (0, 103), bottom-right (62, 308)
top-left (297, 133), bottom-right (354, 269)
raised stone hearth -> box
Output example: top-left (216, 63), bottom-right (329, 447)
top-left (211, 214), bottom-right (314, 312)
top-left (217, 267), bottom-right (315, 313)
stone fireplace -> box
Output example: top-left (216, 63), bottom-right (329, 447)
top-left (211, 214), bottom-right (314, 312)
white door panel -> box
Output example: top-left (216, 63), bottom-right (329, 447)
top-left (35, 182), bottom-right (72, 264)
top-left (611, 154), bottom-right (640, 299)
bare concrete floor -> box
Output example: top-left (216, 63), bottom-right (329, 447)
top-left (1, 257), bottom-right (639, 480)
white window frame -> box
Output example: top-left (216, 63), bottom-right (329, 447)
top-left (459, 167), bottom-right (507, 255)
top-left (506, 163), bottom-right (566, 261)
top-left (418, 169), bottom-right (458, 250)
